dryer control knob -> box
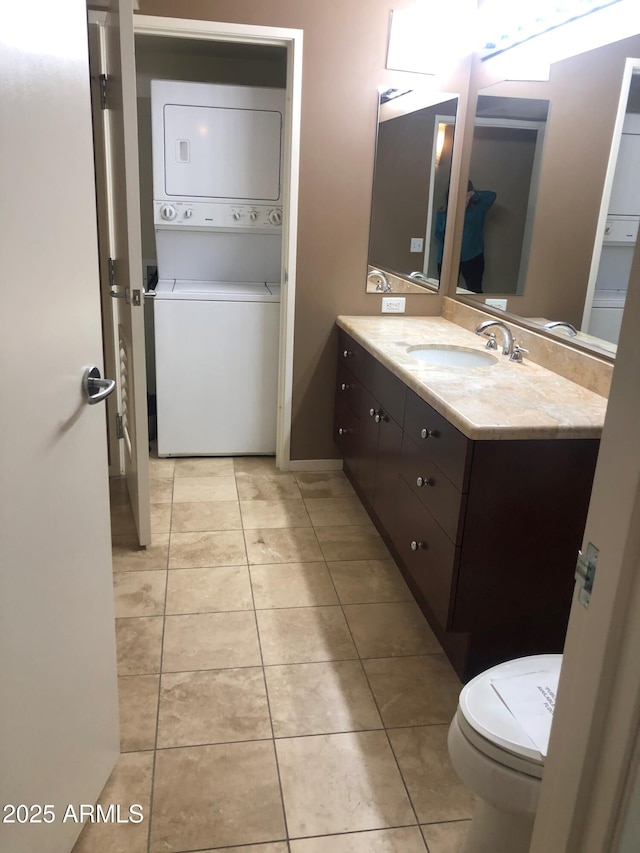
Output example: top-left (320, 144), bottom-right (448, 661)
top-left (268, 208), bottom-right (283, 226)
top-left (232, 210), bottom-right (243, 221)
top-left (159, 204), bottom-right (177, 221)
top-left (183, 208), bottom-right (193, 219)
top-left (249, 211), bottom-right (259, 222)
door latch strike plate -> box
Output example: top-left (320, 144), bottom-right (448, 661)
top-left (575, 542), bottom-right (599, 608)
top-left (132, 289), bottom-right (141, 306)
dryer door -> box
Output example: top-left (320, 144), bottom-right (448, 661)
top-left (163, 104), bottom-right (283, 201)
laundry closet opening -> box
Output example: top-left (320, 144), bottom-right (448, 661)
top-left (135, 34), bottom-right (288, 457)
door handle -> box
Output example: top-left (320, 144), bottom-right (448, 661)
top-left (83, 366), bottom-right (116, 405)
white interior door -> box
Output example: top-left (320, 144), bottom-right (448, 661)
top-left (0, 2), bottom-right (120, 851)
top-left (103, 0), bottom-right (151, 545)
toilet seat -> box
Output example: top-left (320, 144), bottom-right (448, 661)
top-left (458, 654), bottom-right (562, 777)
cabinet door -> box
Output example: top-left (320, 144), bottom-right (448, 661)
top-left (357, 386), bottom-right (380, 506)
top-left (334, 395), bottom-right (360, 479)
top-left (373, 414), bottom-right (403, 539)
top-left (395, 478), bottom-right (459, 628)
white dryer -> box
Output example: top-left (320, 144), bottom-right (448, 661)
top-left (150, 80), bottom-right (285, 456)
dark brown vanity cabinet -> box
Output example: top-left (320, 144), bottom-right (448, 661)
top-left (334, 329), bottom-right (600, 681)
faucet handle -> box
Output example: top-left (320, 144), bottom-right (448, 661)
top-left (484, 332), bottom-right (498, 350)
top-left (510, 343), bottom-right (530, 363)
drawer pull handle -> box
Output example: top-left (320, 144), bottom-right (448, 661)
top-left (410, 540), bottom-right (426, 551)
top-left (343, 350), bottom-right (353, 358)
top-left (338, 427), bottom-right (352, 436)
top-left (341, 383), bottom-right (350, 391)
top-left (416, 476), bottom-right (434, 487)
top-left (420, 428), bottom-right (439, 439)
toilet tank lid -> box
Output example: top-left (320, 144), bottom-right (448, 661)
top-left (459, 654), bottom-right (563, 764)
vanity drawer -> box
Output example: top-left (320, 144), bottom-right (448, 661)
top-left (333, 394), bottom-right (360, 476)
top-left (338, 329), bottom-right (367, 383)
top-left (335, 362), bottom-right (362, 417)
top-left (364, 358), bottom-right (406, 427)
top-left (404, 390), bottom-right (471, 491)
top-left (395, 477), bottom-right (459, 629)
top-left (400, 433), bottom-right (466, 544)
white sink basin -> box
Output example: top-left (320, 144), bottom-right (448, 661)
top-left (406, 345), bottom-right (498, 367)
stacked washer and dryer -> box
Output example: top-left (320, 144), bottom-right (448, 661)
top-left (151, 80), bottom-right (285, 457)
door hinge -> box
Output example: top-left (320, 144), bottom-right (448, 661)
top-left (99, 74), bottom-right (110, 110)
top-left (576, 542), bottom-right (599, 608)
top-left (109, 257), bottom-right (117, 287)
top-left (115, 413), bottom-right (124, 440)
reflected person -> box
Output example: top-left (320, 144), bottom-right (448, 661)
top-left (435, 181), bottom-right (497, 294)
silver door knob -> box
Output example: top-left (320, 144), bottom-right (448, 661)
top-left (83, 366), bottom-right (116, 405)
top-left (410, 540), bottom-right (426, 551)
top-left (420, 428), bottom-right (438, 439)
top-left (416, 476), bottom-right (434, 487)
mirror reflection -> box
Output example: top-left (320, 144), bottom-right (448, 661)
top-left (460, 95), bottom-right (549, 295)
top-left (458, 34), bottom-right (640, 358)
top-left (368, 89), bottom-right (458, 291)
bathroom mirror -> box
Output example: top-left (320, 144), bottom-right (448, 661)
top-left (455, 33), bottom-right (640, 359)
top-left (368, 89), bottom-right (458, 293)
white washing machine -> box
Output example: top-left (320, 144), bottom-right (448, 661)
top-left (151, 80), bottom-right (285, 456)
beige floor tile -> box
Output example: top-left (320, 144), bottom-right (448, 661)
top-left (166, 565), bottom-right (253, 614)
top-left (162, 611), bottom-right (261, 672)
top-left (175, 457), bottom-right (235, 477)
top-left (328, 559), bottom-right (412, 604)
top-left (304, 496), bottom-right (371, 527)
top-left (150, 502), bottom-right (172, 534)
top-left (72, 752), bottom-right (153, 853)
top-left (421, 821), bottom-right (470, 853)
top-left (157, 667), bottom-right (271, 747)
top-left (112, 534), bottom-right (170, 572)
top-left (236, 471), bottom-right (302, 500)
top-left (245, 528), bottom-right (323, 564)
top-left (149, 742), bottom-right (286, 851)
top-left (250, 562), bottom-right (338, 608)
top-left (240, 498), bottom-right (311, 529)
top-left (110, 503), bottom-right (137, 536)
top-left (295, 471), bottom-right (356, 499)
top-left (276, 730), bottom-right (415, 837)
top-left (113, 570), bottom-right (166, 618)
top-left (173, 475), bottom-right (238, 503)
top-left (257, 606), bottom-right (357, 665)
top-left (389, 726), bottom-right (476, 823)
top-left (316, 525), bottom-right (389, 561)
top-left (118, 674), bottom-right (159, 752)
top-left (290, 826), bottom-right (427, 852)
top-left (149, 477), bottom-right (174, 504)
top-left (344, 602), bottom-right (442, 658)
top-left (168, 530), bottom-right (247, 568)
top-left (171, 500), bottom-right (242, 532)
top-left (148, 455), bottom-right (176, 479)
top-left (199, 846), bottom-right (288, 853)
top-left (265, 660), bottom-right (382, 737)
top-left (233, 456), bottom-right (280, 476)
top-left (115, 617), bottom-right (163, 675)
top-left (363, 655), bottom-right (461, 728)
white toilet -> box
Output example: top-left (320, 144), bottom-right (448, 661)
top-left (448, 654), bottom-right (562, 853)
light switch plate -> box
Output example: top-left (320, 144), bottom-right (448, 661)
top-left (485, 298), bottom-right (508, 310)
top-left (382, 297), bottom-right (406, 313)
top-left (410, 237), bottom-right (424, 252)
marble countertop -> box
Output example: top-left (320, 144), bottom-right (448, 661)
top-left (337, 315), bottom-right (608, 440)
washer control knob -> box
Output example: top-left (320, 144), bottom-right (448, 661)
top-left (268, 208), bottom-right (283, 226)
top-left (159, 204), bottom-right (177, 221)
top-left (232, 210), bottom-right (243, 221)
top-left (183, 208), bottom-right (193, 219)
top-left (249, 211), bottom-right (259, 222)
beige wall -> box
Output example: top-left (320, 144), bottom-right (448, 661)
top-left (469, 33), bottom-right (640, 325)
top-left (137, 0), bottom-right (467, 460)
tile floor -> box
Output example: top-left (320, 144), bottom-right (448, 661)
top-left (74, 456), bottom-right (474, 853)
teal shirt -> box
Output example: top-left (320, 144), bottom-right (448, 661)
top-left (435, 190), bottom-right (497, 263)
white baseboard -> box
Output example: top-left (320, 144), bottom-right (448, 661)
top-left (285, 458), bottom-right (344, 472)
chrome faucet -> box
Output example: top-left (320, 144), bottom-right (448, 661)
top-left (474, 319), bottom-right (514, 356)
top-left (544, 321), bottom-right (578, 336)
top-left (367, 268), bottom-right (391, 292)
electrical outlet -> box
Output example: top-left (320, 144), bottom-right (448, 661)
top-left (485, 298), bottom-right (508, 310)
top-left (410, 237), bottom-right (424, 252)
top-left (382, 297), bottom-right (406, 313)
